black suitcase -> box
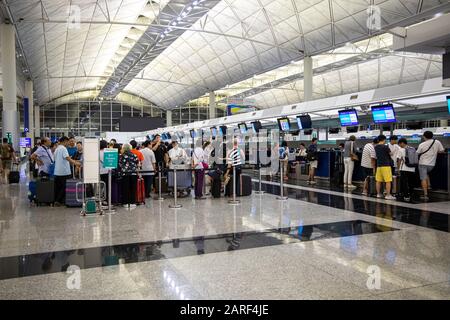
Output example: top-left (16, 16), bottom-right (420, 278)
top-left (36, 179), bottom-right (55, 205)
top-left (8, 163), bottom-right (20, 184)
top-left (239, 174), bottom-right (252, 196)
top-left (211, 176), bottom-right (221, 198)
top-left (368, 176), bottom-right (377, 195)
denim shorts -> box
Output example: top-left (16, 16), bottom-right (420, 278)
top-left (418, 165), bottom-right (434, 181)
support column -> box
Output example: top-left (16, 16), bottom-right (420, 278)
top-left (166, 110), bottom-right (172, 127)
top-left (1, 24), bottom-right (19, 150)
top-left (34, 105), bottom-right (40, 138)
top-left (303, 56), bottom-right (313, 102)
top-left (25, 80), bottom-right (34, 146)
top-left (209, 92), bottom-right (216, 119)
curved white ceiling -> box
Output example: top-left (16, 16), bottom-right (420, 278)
top-left (4, 0), bottom-right (450, 108)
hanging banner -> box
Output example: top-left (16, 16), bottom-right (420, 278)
top-left (23, 97), bottom-right (29, 134)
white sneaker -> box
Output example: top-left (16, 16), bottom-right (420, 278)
top-left (129, 204), bottom-right (137, 209)
top-left (376, 194), bottom-right (383, 198)
top-left (385, 195), bottom-right (396, 200)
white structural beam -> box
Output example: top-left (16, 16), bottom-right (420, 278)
top-left (1, 23), bottom-right (19, 150)
top-left (209, 92), bottom-right (216, 119)
top-left (303, 56), bottom-right (313, 102)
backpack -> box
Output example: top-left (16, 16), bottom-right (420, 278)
top-left (1, 144), bottom-right (11, 159)
top-left (404, 146), bottom-right (418, 168)
top-left (279, 147), bottom-right (287, 160)
top-left (306, 145), bottom-right (317, 161)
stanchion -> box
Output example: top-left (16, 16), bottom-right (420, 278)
top-left (228, 166), bottom-right (240, 205)
top-left (156, 167), bottom-right (164, 201)
top-left (105, 169), bottom-right (115, 214)
top-left (169, 168), bottom-right (182, 209)
top-left (254, 165), bottom-right (265, 195)
top-left (277, 160), bottom-right (288, 201)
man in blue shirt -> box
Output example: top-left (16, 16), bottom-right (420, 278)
top-left (54, 136), bottom-right (81, 206)
top-left (30, 137), bottom-right (53, 178)
top-left (66, 137), bottom-right (77, 158)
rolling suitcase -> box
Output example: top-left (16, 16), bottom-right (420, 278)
top-left (239, 174), bottom-right (252, 196)
top-left (8, 163), bottom-right (20, 184)
top-left (168, 170), bottom-right (192, 189)
top-left (155, 176), bottom-right (168, 194)
top-left (28, 180), bottom-right (37, 203)
top-left (36, 179), bottom-right (55, 206)
top-left (136, 177), bottom-right (145, 205)
top-left (65, 167), bottom-right (83, 207)
top-left (111, 177), bottom-right (122, 204)
top-left (211, 176), bottom-right (221, 198)
top-left (368, 176), bottom-right (377, 196)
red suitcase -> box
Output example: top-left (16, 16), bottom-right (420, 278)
top-left (136, 177), bottom-right (146, 205)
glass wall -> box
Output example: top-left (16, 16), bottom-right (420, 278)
top-left (171, 106), bottom-right (226, 126)
top-left (40, 100), bottom-right (166, 138)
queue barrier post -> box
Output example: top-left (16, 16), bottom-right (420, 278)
top-left (169, 168), bottom-right (182, 209)
top-left (277, 160), bottom-right (288, 201)
top-left (254, 164), bottom-right (265, 195)
top-left (228, 166), bottom-right (240, 205)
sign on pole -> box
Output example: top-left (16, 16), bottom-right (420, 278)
top-left (103, 148), bottom-right (119, 169)
top-left (6, 132), bottom-right (12, 144)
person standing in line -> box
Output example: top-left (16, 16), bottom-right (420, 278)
top-left (72, 141), bottom-right (83, 178)
top-left (279, 141), bottom-right (289, 181)
top-left (99, 140), bottom-right (110, 205)
top-left (141, 140), bottom-right (157, 198)
top-left (388, 135), bottom-right (400, 175)
top-left (0, 138), bottom-right (18, 184)
top-left (119, 143), bottom-right (139, 210)
top-left (343, 135), bottom-right (358, 189)
top-left (192, 140), bottom-right (207, 199)
top-left (30, 137), bottom-right (54, 178)
top-left (30, 139), bottom-right (41, 178)
top-left (306, 138), bottom-right (319, 185)
top-left (168, 141), bottom-right (187, 165)
top-left (416, 131), bottom-right (445, 201)
top-left (130, 140), bottom-right (144, 166)
top-left (374, 135), bottom-right (396, 200)
top-left (66, 137), bottom-right (77, 158)
top-left (226, 139), bottom-right (245, 196)
top-left (397, 138), bottom-right (416, 202)
top-left (53, 136), bottom-right (81, 206)
top-left (360, 138), bottom-right (378, 196)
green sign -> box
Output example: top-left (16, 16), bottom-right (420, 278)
top-left (103, 148), bottom-right (118, 169)
top-left (6, 132), bottom-right (12, 144)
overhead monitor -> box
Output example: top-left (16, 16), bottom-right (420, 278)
top-left (210, 127), bottom-right (218, 137)
top-left (251, 121), bottom-right (262, 133)
top-left (346, 126), bottom-right (358, 133)
top-left (296, 115), bottom-right (312, 129)
top-left (238, 123), bottom-right (248, 134)
top-left (161, 133), bottom-right (167, 140)
top-left (166, 132), bottom-right (171, 139)
top-left (371, 104), bottom-right (396, 124)
top-left (189, 129), bottom-right (196, 139)
top-left (447, 96), bottom-right (450, 114)
top-left (303, 129), bottom-right (313, 135)
top-left (338, 109), bottom-right (359, 127)
top-left (277, 117), bottom-right (291, 132)
top-left (219, 126), bottom-right (227, 136)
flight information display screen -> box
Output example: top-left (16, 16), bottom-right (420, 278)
top-left (371, 104), bottom-right (396, 123)
top-left (296, 115), bottom-right (312, 129)
top-left (238, 123), bottom-right (248, 134)
top-left (277, 118), bottom-right (291, 132)
top-left (338, 109), bottom-right (359, 126)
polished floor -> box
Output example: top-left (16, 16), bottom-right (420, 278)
top-left (0, 168), bottom-right (449, 299)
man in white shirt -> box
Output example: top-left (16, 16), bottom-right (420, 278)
top-left (141, 140), bottom-right (157, 198)
top-left (388, 135), bottom-right (400, 174)
top-left (416, 131), bottom-right (445, 200)
top-left (53, 136), bottom-right (81, 206)
top-left (168, 141), bottom-right (187, 165)
top-left (360, 138), bottom-right (378, 196)
top-left (397, 138), bottom-right (416, 202)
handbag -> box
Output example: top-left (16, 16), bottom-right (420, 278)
top-left (350, 142), bottom-right (359, 161)
top-left (43, 146), bottom-right (55, 177)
